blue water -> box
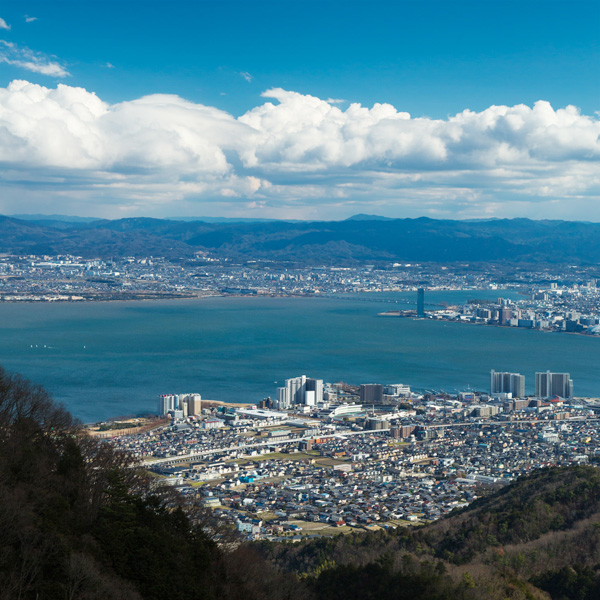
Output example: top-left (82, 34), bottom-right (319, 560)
top-left (0, 291), bottom-right (597, 423)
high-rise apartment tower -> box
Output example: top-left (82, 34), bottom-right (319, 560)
top-left (535, 371), bottom-right (573, 399)
top-left (277, 375), bottom-right (323, 409)
top-left (360, 384), bottom-right (384, 404)
top-left (490, 370), bottom-right (525, 398)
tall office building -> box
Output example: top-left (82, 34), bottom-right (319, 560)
top-left (490, 370), bottom-right (525, 398)
top-left (360, 384), bottom-right (384, 404)
top-left (288, 375), bottom-right (306, 405)
top-left (277, 375), bottom-right (323, 408)
top-left (500, 307), bottom-right (513, 325)
top-left (304, 377), bottom-right (322, 406)
top-left (417, 288), bottom-right (425, 317)
top-left (535, 371), bottom-right (573, 399)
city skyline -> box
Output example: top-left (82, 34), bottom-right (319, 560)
top-left (0, 1), bottom-right (598, 221)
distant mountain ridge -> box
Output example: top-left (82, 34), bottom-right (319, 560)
top-left (1, 214), bottom-right (600, 264)
top-left (344, 213), bottom-right (395, 221)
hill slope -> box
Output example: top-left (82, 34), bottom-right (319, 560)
top-left (259, 465), bottom-right (600, 599)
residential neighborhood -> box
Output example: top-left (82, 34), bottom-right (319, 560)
top-left (108, 381), bottom-right (600, 541)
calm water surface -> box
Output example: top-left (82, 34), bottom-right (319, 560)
top-left (0, 291), bottom-right (597, 422)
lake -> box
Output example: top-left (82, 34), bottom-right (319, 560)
top-left (0, 290), bottom-right (597, 422)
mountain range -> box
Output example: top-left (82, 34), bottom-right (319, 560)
top-left (1, 214), bottom-right (600, 264)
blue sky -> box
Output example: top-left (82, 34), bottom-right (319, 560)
top-left (0, 0), bottom-right (598, 220)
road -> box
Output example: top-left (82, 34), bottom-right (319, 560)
top-left (141, 414), bottom-right (597, 467)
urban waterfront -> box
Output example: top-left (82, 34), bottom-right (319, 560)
top-left (0, 290), bottom-right (597, 423)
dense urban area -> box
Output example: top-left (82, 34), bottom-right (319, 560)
top-left (1, 253), bottom-right (599, 335)
top-left (100, 372), bottom-right (600, 541)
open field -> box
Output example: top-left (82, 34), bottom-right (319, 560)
top-left (313, 457), bottom-right (349, 467)
top-left (233, 451), bottom-right (320, 465)
top-left (288, 520), bottom-right (356, 536)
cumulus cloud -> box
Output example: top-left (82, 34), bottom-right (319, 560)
top-left (240, 89), bottom-right (599, 171)
top-left (0, 17), bottom-right (10, 30)
top-left (0, 41), bottom-right (69, 77)
top-left (0, 80), bottom-right (598, 219)
top-left (25, 16), bottom-right (38, 23)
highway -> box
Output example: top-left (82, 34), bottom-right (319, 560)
top-left (141, 415), bottom-right (598, 468)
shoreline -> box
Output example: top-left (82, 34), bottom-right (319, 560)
top-left (378, 312), bottom-right (600, 339)
top-left (85, 400), bottom-right (253, 427)
top-left (0, 291), bottom-right (323, 304)
top-left (0, 288), bottom-right (519, 305)
top-left (4, 289), bottom-right (596, 423)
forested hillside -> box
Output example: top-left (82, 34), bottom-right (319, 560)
top-left (0, 366), bottom-right (300, 600)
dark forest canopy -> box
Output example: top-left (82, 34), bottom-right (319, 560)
top-left (1, 365), bottom-right (599, 599)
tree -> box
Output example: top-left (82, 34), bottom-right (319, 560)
top-left (0, 366), bottom-right (310, 600)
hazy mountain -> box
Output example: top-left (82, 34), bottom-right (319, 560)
top-left (345, 213), bottom-right (395, 221)
top-left (165, 216), bottom-right (299, 223)
top-left (9, 214), bottom-right (102, 223)
top-left (9, 214), bottom-right (102, 230)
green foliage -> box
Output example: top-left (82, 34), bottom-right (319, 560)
top-left (532, 565), bottom-right (600, 600)
top-left (94, 494), bottom-right (215, 600)
top-left (421, 466), bottom-right (600, 564)
top-left (460, 572), bottom-right (476, 589)
top-left (311, 554), bottom-right (465, 600)
top-left (0, 367), bottom-right (224, 600)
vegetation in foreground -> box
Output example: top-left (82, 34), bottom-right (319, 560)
top-left (1, 365), bottom-right (599, 599)
top-left (0, 366), bottom-right (299, 599)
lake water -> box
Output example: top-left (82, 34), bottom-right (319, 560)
top-left (0, 290), bottom-right (597, 423)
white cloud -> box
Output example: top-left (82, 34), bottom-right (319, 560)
top-left (2, 58), bottom-right (68, 77)
top-left (0, 80), bottom-right (598, 220)
top-left (0, 17), bottom-right (10, 30)
top-left (240, 71), bottom-right (253, 83)
top-left (25, 16), bottom-right (38, 23)
top-left (0, 41), bottom-right (70, 77)
top-left (104, 62), bottom-right (115, 69)
top-left (240, 90), bottom-right (599, 172)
